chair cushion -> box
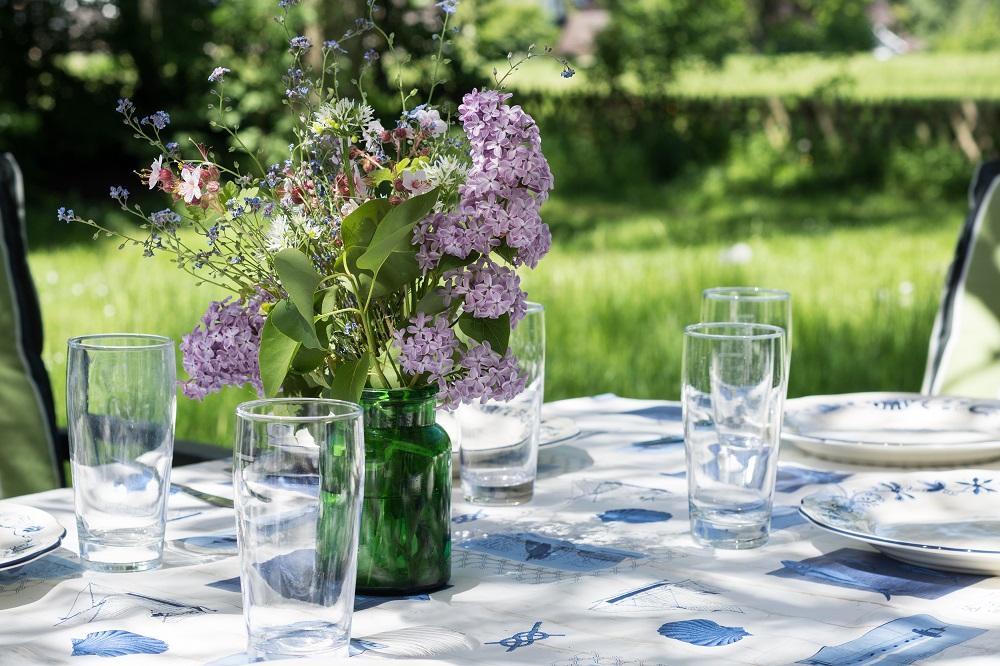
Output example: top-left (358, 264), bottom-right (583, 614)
top-left (0, 154), bottom-right (62, 497)
top-left (923, 160), bottom-right (1000, 398)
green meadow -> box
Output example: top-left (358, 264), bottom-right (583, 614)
top-left (30, 172), bottom-right (962, 449)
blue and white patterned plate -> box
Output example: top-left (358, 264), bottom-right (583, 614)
top-left (783, 392), bottom-right (1000, 466)
top-left (0, 503), bottom-right (66, 571)
top-left (800, 470), bottom-right (1000, 574)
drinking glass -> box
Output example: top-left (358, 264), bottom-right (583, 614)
top-left (234, 398), bottom-right (365, 661)
top-left (457, 302), bottom-right (545, 505)
top-left (682, 323), bottom-right (787, 549)
top-left (701, 287), bottom-right (792, 373)
top-left (66, 333), bottom-right (176, 572)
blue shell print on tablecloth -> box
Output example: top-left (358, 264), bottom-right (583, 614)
top-left (71, 630), bottom-right (168, 657)
top-left (598, 508), bottom-right (672, 523)
top-left (658, 619), bottom-right (750, 646)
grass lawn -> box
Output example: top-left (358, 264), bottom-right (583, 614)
top-left (511, 51), bottom-right (1000, 100)
top-left (28, 172), bottom-right (965, 449)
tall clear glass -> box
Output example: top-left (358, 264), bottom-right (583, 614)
top-left (457, 302), bottom-right (545, 505)
top-left (682, 323), bottom-right (787, 549)
top-left (234, 398), bottom-right (365, 661)
top-left (66, 333), bottom-right (176, 572)
top-left (701, 287), bottom-right (792, 373)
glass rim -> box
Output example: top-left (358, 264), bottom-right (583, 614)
top-left (702, 287), bottom-right (791, 302)
top-left (524, 301), bottom-right (544, 313)
top-left (67, 333), bottom-right (174, 350)
top-left (236, 397), bottom-right (364, 422)
top-left (684, 322), bottom-right (785, 340)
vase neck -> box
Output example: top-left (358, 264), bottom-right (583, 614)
top-left (361, 388), bottom-right (439, 428)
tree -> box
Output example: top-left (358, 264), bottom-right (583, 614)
top-left (593, 0), bottom-right (749, 90)
top-left (1, 0), bottom-right (488, 213)
top-left (592, 0), bottom-right (875, 91)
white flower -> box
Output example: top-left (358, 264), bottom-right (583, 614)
top-left (265, 214), bottom-right (291, 252)
top-left (415, 108), bottom-right (446, 137)
top-left (425, 155), bottom-right (470, 189)
top-left (401, 169), bottom-right (433, 195)
top-left (341, 200), bottom-right (359, 217)
top-left (148, 155), bottom-right (163, 190)
top-left (363, 119), bottom-right (386, 155)
top-left (178, 166), bottom-right (202, 203)
top-left (311, 99), bottom-right (374, 137)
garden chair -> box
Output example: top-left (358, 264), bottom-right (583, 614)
top-left (922, 159), bottom-right (1000, 398)
top-left (0, 153), bottom-right (225, 499)
top-left (0, 153), bottom-right (65, 497)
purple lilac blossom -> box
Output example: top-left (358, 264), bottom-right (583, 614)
top-left (405, 89), bottom-right (553, 405)
top-left (441, 257), bottom-right (527, 322)
top-left (178, 292), bottom-right (272, 400)
top-left (438, 341), bottom-right (526, 408)
top-left (393, 312), bottom-right (458, 380)
top-left (413, 88), bottom-right (554, 277)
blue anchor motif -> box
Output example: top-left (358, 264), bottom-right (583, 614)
top-left (486, 621), bottom-right (565, 652)
top-left (452, 509), bottom-right (486, 524)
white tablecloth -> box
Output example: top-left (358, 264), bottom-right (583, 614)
top-left (3, 394), bottom-right (1000, 664)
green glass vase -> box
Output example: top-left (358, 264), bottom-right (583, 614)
top-left (357, 387), bottom-right (452, 594)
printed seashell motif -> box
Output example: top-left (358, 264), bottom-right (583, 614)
top-left (657, 619), bottom-right (750, 647)
top-left (597, 508), bottom-right (672, 524)
top-left (71, 630), bottom-right (169, 657)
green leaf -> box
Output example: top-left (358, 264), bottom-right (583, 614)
top-left (369, 167), bottom-right (395, 187)
top-left (364, 188), bottom-right (439, 250)
top-left (437, 250), bottom-right (480, 273)
top-left (327, 352), bottom-right (371, 403)
top-left (458, 311), bottom-right (511, 355)
top-left (347, 273), bottom-right (375, 303)
top-left (290, 344), bottom-right (327, 374)
top-left (271, 297), bottom-right (322, 349)
top-left (338, 199), bottom-right (390, 274)
top-left (219, 181), bottom-right (241, 212)
top-left (492, 239), bottom-right (518, 266)
top-left (318, 286), bottom-right (342, 316)
top-left (356, 189), bottom-right (439, 296)
top-left (341, 199), bottom-right (390, 251)
top-left (260, 312), bottom-right (300, 397)
top-left (414, 288), bottom-right (450, 317)
top-left (273, 248), bottom-right (323, 344)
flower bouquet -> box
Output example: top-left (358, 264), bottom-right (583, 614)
top-left (60, 0), bottom-right (571, 592)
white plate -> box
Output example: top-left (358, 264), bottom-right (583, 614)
top-left (800, 470), bottom-right (1000, 575)
top-left (538, 417), bottom-right (582, 448)
top-left (782, 392), bottom-right (1000, 466)
top-left (444, 416), bottom-right (582, 455)
top-left (0, 504), bottom-right (66, 571)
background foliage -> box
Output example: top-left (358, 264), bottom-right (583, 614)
top-left (4, 0), bottom-right (1000, 446)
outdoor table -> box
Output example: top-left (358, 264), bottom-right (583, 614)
top-left (3, 394), bottom-right (1000, 664)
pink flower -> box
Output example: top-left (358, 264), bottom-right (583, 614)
top-left (148, 155), bottom-right (164, 190)
top-left (401, 169), bottom-right (433, 195)
top-left (178, 166), bottom-right (202, 203)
